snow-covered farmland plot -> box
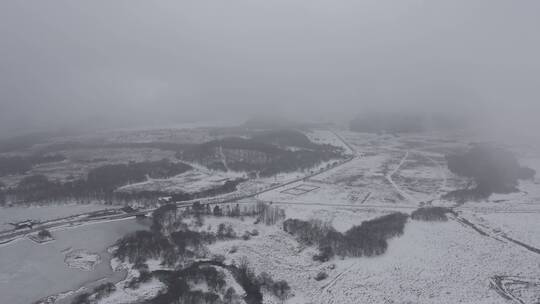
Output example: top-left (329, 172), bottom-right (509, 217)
top-left (312, 155), bottom-right (388, 185)
top-left (203, 211), bottom-right (539, 304)
top-left (281, 184), bottom-right (320, 196)
top-left (117, 169), bottom-right (242, 194)
top-left (259, 181), bottom-right (367, 206)
top-left (313, 220), bottom-right (539, 304)
top-left (471, 212), bottom-right (540, 249)
top-left (392, 153), bottom-right (449, 202)
top-left (304, 154), bottom-right (410, 205)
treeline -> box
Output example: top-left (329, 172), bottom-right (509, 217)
top-left (284, 213), bottom-right (409, 261)
top-left (71, 282), bottom-right (116, 304)
top-left (111, 201), bottom-right (288, 304)
top-left (114, 225), bottom-right (221, 268)
top-left (37, 141), bottom-right (195, 155)
top-left (151, 263), bottom-right (230, 304)
top-left (190, 202), bottom-right (286, 226)
top-left (178, 136), bottom-right (343, 177)
top-left (166, 179), bottom-right (245, 202)
top-left (2, 159), bottom-right (191, 204)
top-left (232, 258), bottom-right (290, 304)
top-left (445, 144), bottom-right (536, 201)
top-left (152, 202), bottom-right (285, 237)
top-left (250, 129), bottom-right (324, 150)
top-left (114, 230), bottom-right (174, 264)
top-left (150, 259), bottom-right (289, 304)
top-left (118, 202), bottom-right (285, 264)
top-left (411, 207), bottom-right (455, 221)
top-left (85, 160), bottom-right (191, 192)
top-left (0, 154), bottom-right (66, 176)
top-left (0, 131), bottom-right (65, 153)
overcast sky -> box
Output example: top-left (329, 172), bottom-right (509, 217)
top-left (1, 1), bottom-right (539, 137)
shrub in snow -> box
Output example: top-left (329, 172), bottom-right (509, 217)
top-left (411, 207), bottom-right (455, 222)
top-left (315, 271), bottom-right (329, 281)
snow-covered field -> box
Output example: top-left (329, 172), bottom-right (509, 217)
top-left (467, 212), bottom-right (540, 249)
top-left (118, 169), bottom-right (243, 194)
top-left (2, 128), bottom-right (540, 304)
top-left (95, 259), bottom-right (165, 304)
top-left (209, 214), bottom-right (539, 304)
top-left (312, 220), bottom-right (539, 304)
top-left (0, 148), bottom-right (178, 188)
top-left (306, 129), bottom-right (354, 154)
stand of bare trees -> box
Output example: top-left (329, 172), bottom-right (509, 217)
top-left (284, 213), bottom-right (409, 261)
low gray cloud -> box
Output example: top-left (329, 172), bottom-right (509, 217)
top-left (0, 0), bottom-right (539, 138)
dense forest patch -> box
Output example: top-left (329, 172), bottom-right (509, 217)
top-left (284, 213), bottom-right (409, 261)
top-left (2, 160), bottom-right (191, 204)
top-left (177, 130), bottom-right (343, 177)
top-left (0, 154), bottom-right (66, 176)
top-left (411, 207), bottom-right (455, 221)
top-left (444, 144), bottom-right (535, 202)
top-left (109, 201), bottom-right (288, 304)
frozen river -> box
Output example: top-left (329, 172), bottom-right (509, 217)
top-left (0, 218), bottom-right (149, 304)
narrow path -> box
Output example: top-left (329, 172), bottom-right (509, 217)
top-left (359, 192), bottom-right (372, 204)
top-left (452, 215), bottom-right (540, 255)
top-left (385, 151), bottom-right (416, 203)
top-left (490, 275), bottom-right (540, 304)
top-left (421, 153), bottom-right (448, 192)
top-left (329, 130), bottom-right (357, 156)
top-left (320, 261), bottom-right (357, 294)
top-left (217, 145), bottom-right (231, 171)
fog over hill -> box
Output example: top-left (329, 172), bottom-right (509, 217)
top-left (1, 0), bottom-right (540, 141)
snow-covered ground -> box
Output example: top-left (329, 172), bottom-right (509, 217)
top-left (305, 129), bottom-right (354, 154)
top-left (118, 169), bottom-right (243, 194)
top-left (311, 220), bottom-right (539, 304)
top-left (4, 129), bottom-right (540, 304)
top-left (97, 259), bottom-right (165, 304)
top-left (465, 212), bottom-right (540, 249)
top-left (210, 215), bottom-right (539, 304)
top-left (0, 148), bottom-right (178, 188)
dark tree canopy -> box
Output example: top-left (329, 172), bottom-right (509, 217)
top-left (284, 213), bottom-right (409, 259)
top-left (411, 207), bottom-right (456, 221)
top-left (446, 144), bottom-right (535, 194)
top-left (177, 131), bottom-right (343, 177)
top-left (4, 160), bottom-right (192, 204)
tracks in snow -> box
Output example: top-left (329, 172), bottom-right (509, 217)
top-left (452, 215), bottom-right (540, 256)
top-left (489, 275), bottom-right (540, 304)
top-left (385, 151), bottom-right (416, 203)
top-left (217, 146), bottom-right (231, 171)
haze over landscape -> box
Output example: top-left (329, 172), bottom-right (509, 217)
top-left (1, 0), bottom-right (540, 139)
top-left (1, 2), bottom-right (540, 304)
